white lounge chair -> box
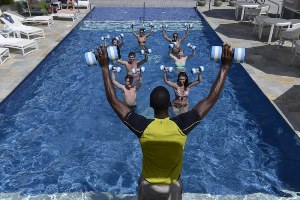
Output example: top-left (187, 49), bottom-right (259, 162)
top-left (75, 0), bottom-right (91, 9)
top-left (0, 34), bottom-right (38, 56)
top-left (51, 9), bottom-right (79, 21)
top-left (0, 47), bottom-right (10, 64)
top-left (0, 17), bottom-right (45, 40)
top-left (3, 10), bottom-right (54, 27)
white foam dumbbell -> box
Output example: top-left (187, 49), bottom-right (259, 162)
top-left (85, 51), bottom-right (97, 66)
top-left (115, 33), bottom-right (124, 41)
top-left (184, 23), bottom-right (193, 28)
top-left (191, 66), bottom-right (204, 74)
top-left (160, 24), bottom-right (168, 29)
top-left (141, 49), bottom-right (152, 55)
top-left (160, 65), bottom-right (173, 72)
top-left (109, 64), bottom-right (121, 72)
top-left (85, 46), bottom-right (120, 66)
top-left (101, 34), bottom-right (110, 41)
top-left (132, 66), bottom-right (145, 74)
top-left (187, 43), bottom-right (196, 49)
top-left (211, 46), bottom-right (245, 63)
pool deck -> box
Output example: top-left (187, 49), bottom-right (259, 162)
top-left (0, 0), bottom-right (299, 139)
top-left (196, 2), bottom-right (300, 137)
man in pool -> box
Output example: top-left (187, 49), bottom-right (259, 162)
top-left (117, 51), bottom-right (148, 83)
top-left (111, 69), bottom-right (142, 111)
top-left (112, 36), bottom-right (124, 59)
top-left (94, 44), bottom-right (233, 199)
top-left (162, 25), bottom-right (189, 55)
top-left (132, 25), bottom-right (154, 51)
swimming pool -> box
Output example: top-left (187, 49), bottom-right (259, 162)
top-left (0, 7), bottom-right (300, 199)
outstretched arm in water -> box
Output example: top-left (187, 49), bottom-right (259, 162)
top-left (192, 44), bottom-right (233, 119)
top-left (95, 46), bottom-right (130, 120)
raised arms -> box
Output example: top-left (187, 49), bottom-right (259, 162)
top-left (178, 26), bottom-right (189, 42)
top-left (187, 48), bottom-right (195, 60)
top-left (137, 53), bottom-right (148, 67)
top-left (192, 44), bottom-right (233, 119)
top-left (162, 27), bottom-right (172, 43)
top-left (164, 70), bottom-right (177, 88)
top-left (95, 47), bottom-right (130, 120)
top-left (145, 26), bottom-right (154, 38)
top-left (111, 70), bottom-right (124, 89)
top-left (132, 26), bottom-right (139, 38)
top-left (188, 72), bottom-right (202, 88)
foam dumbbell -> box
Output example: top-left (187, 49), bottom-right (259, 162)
top-left (85, 46), bottom-right (119, 66)
top-left (187, 43), bottom-right (196, 50)
top-left (184, 23), bottom-right (193, 28)
top-left (141, 49), bottom-right (152, 54)
top-left (160, 65), bottom-right (173, 72)
top-left (101, 34), bottom-right (110, 41)
top-left (160, 24), bottom-right (168, 29)
top-left (211, 46), bottom-right (245, 63)
top-left (109, 64), bottom-right (121, 72)
top-left (191, 66), bottom-right (204, 74)
top-left (132, 66), bottom-right (145, 74)
top-left (115, 33), bottom-right (124, 41)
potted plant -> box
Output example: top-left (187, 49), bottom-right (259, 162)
top-left (214, 0), bottom-right (223, 7)
top-left (196, 0), bottom-right (207, 7)
top-left (229, 0), bottom-right (237, 7)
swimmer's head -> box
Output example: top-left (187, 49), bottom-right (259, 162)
top-left (128, 52), bottom-right (136, 63)
top-left (112, 38), bottom-right (118, 46)
top-left (173, 33), bottom-right (178, 40)
top-left (140, 28), bottom-right (145, 36)
top-left (177, 49), bottom-right (184, 58)
top-left (177, 72), bottom-right (189, 88)
top-left (125, 74), bottom-right (133, 87)
top-left (150, 86), bottom-right (171, 110)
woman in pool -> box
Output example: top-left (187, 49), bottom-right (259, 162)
top-left (162, 25), bottom-right (189, 55)
top-left (131, 25), bottom-right (153, 50)
top-left (164, 70), bottom-right (202, 116)
top-left (169, 47), bottom-right (195, 71)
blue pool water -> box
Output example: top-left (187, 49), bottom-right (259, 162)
top-left (1, 7), bottom-right (300, 198)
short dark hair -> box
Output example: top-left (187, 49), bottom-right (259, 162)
top-left (173, 33), bottom-right (178, 37)
top-left (150, 86), bottom-right (170, 110)
top-left (140, 28), bottom-right (145, 32)
top-left (112, 38), bottom-right (118, 43)
top-left (125, 74), bottom-right (133, 83)
top-left (128, 52), bottom-right (136, 57)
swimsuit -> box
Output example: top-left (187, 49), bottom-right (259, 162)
top-left (175, 62), bottom-right (186, 68)
top-left (175, 87), bottom-right (190, 97)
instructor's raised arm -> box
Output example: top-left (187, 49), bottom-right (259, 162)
top-left (95, 47), bottom-right (130, 120)
top-left (192, 44), bottom-right (233, 119)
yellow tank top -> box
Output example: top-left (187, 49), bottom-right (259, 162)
top-left (139, 118), bottom-right (187, 184)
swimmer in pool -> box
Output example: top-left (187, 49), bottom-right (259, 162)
top-left (164, 70), bottom-right (202, 116)
top-left (117, 51), bottom-right (148, 84)
top-left (162, 25), bottom-right (189, 55)
top-left (132, 25), bottom-right (153, 51)
top-left (112, 36), bottom-right (124, 59)
top-left (169, 47), bottom-right (195, 71)
top-left (112, 70), bottom-right (142, 111)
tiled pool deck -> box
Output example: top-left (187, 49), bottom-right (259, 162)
top-left (1, 0), bottom-right (299, 137)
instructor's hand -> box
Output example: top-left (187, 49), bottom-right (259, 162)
top-left (221, 44), bottom-right (233, 67)
top-left (94, 45), bottom-right (109, 69)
